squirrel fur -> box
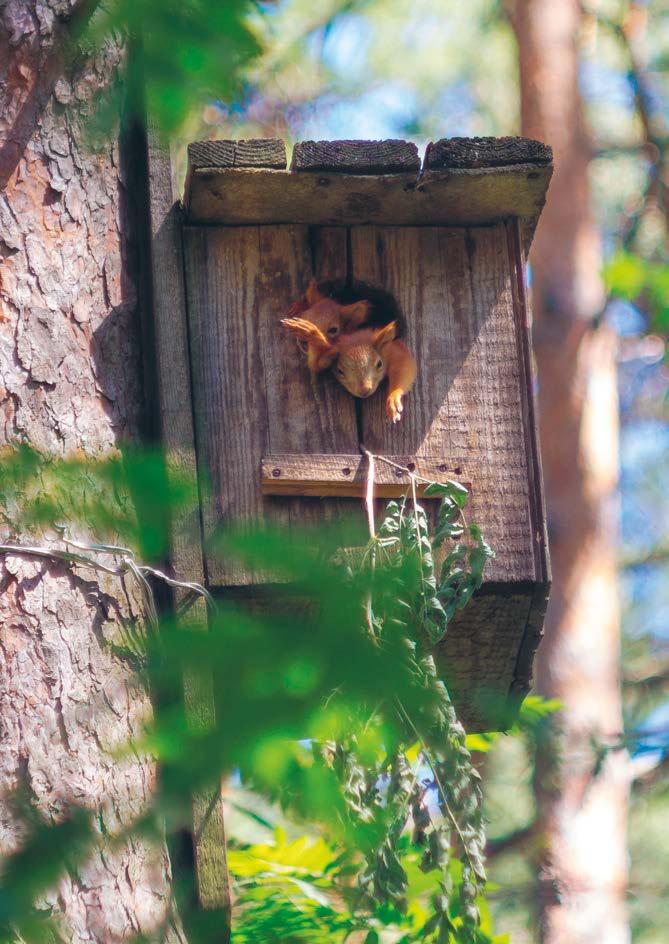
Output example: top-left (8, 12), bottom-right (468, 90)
top-left (281, 281), bottom-right (416, 423)
top-left (284, 278), bottom-right (370, 371)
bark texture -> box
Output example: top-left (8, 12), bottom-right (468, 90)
top-left (512, 2), bottom-right (629, 943)
top-left (0, 4), bottom-right (179, 940)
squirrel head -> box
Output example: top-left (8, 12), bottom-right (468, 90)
top-left (332, 322), bottom-right (398, 398)
top-left (280, 317), bottom-right (398, 399)
top-left (286, 279), bottom-right (370, 372)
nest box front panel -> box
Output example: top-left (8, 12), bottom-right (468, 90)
top-left (183, 224), bottom-right (361, 584)
top-left (184, 219), bottom-right (545, 593)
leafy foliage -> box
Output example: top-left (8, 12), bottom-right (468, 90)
top-left (0, 445), bottom-right (503, 942)
top-left (78, 0), bottom-right (262, 136)
top-left (604, 251), bottom-right (669, 336)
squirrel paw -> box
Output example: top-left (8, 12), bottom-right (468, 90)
top-left (386, 391), bottom-right (404, 424)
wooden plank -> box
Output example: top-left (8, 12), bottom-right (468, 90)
top-left (437, 588), bottom-right (535, 730)
top-left (261, 454), bottom-right (470, 497)
top-left (144, 132), bottom-right (230, 923)
top-left (185, 165), bottom-right (552, 247)
top-left (310, 225), bottom-right (347, 278)
top-left (351, 225), bottom-right (539, 585)
top-left (292, 139), bottom-right (420, 173)
top-left (505, 218), bottom-right (550, 586)
top-left (188, 138), bottom-right (287, 169)
top-left (183, 226), bottom-right (358, 585)
top-left (185, 139), bottom-right (287, 213)
top-left (257, 227), bottom-right (358, 539)
top-left (505, 218), bottom-right (551, 703)
top-left (424, 135), bottom-right (552, 169)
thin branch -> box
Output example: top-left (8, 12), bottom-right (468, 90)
top-left (623, 667), bottom-right (669, 689)
top-left (620, 545), bottom-right (669, 569)
top-left (582, 2), bottom-right (668, 250)
top-left (486, 823), bottom-right (536, 858)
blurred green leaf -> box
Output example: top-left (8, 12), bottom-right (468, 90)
top-left (604, 250), bottom-right (669, 335)
top-left (80, 0), bottom-right (263, 136)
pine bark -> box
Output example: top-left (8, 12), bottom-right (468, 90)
top-left (0, 4), bottom-right (180, 940)
top-left (512, 2), bottom-right (629, 943)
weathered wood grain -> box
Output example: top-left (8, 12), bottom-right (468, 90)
top-left (351, 224), bottom-right (540, 584)
top-left (292, 139), bottom-right (420, 173)
top-left (423, 136), bottom-right (552, 169)
top-left (188, 138), bottom-right (287, 169)
top-left (261, 454), bottom-right (469, 497)
top-left (310, 225), bottom-right (347, 278)
top-left (183, 226), bottom-right (359, 584)
top-left (145, 132), bottom-right (231, 921)
top-left (504, 218), bottom-right (550, 700)
top-left (185, 165), bottom-right (552, 247)
top-left (441, 589), bottom-right (534, 730)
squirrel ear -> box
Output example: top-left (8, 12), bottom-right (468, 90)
top-left (373, 321), bottom-right (398, 350)
top-left (305, 277), bottom-right (323, 306)
top-left (339, 299), bottom-right (370, 329)
top-left (286, 297), bottom-right (308, 318)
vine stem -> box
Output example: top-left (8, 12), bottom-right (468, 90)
top-left (362, 449), bottom-right (377, 637)
top-left (360, 448), bottom-right (479, 875)
top-left (395, 697), bottom-right (481, 882)
top-left (0, 538), bottom-right (215, 630)
top-left (410, 473), bottom-right (429, 625)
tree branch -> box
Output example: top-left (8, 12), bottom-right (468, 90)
top-left (486, 823), bottom-right (535, 858)
top-left (620, 544), bottom-right (669, 569)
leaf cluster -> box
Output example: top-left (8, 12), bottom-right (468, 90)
top-left (0, 447), bottom-right (499, 943)
top-left (604, 251), bottom-right (669, 336)
top-left (76, 0), bottom-right (262, 136)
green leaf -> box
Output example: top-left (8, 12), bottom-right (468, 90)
top-left (423, 483), bottom-right (453, 497)
top-left (444, 480), bottom-right (469, 507)
top-left (603, 250), bottom-right (647, 299)
top-left (464, 733), bottom-right (499, 753)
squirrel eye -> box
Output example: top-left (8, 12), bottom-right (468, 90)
top-left (376, 359), bottom-right (383, 369)
top-left (336, 366), bottom-right (344, 375)
top-left (326, 325), bottom-right (339, 337)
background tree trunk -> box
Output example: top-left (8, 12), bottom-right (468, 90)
top-left (0, 4), bottom-right (178, 940)
top-left (512, 1), bottom-right (629, 942)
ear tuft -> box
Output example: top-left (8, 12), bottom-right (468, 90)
top-left (305, 277), bottom-right (322, 306)
top-left (373, 321), bottom-right (398, 349)
top-left (339, 299), bottom-right (370, 329)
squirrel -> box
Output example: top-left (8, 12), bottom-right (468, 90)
top-left (285, 278), bottom-right (371, 372)
top-left (281, 316), bottom-right (416, 424)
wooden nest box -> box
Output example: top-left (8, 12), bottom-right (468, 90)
top-left (161, 136), bottom-right (552, 732)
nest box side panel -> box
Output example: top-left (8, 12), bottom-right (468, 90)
top-left (183, 225), bottom-right (358, 585)
top-left (444, 589), bottom-right (534, 729)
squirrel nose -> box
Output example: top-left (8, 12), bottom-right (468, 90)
top-left (360, 383), bottom-right (374, 397)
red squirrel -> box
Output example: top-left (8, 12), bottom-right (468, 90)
top-left (285, 278), bottom-right (371, 372)
top-left (281, 315), bottom-right (417, 424)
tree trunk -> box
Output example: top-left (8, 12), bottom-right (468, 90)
top-left (512, 2), bottom-right (629, 943)
top-left (0, 4), bottom-right (179, 940)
